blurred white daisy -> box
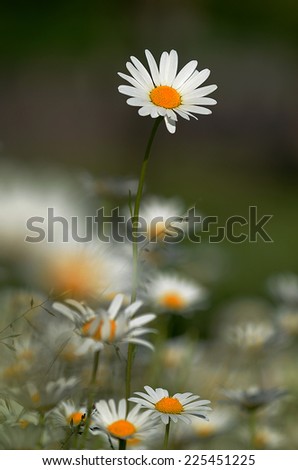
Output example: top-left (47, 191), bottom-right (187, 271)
top-left (40, 242), bottom-right (132, 302)
top-left (90, 399), bottom-right (157, 441)
top-left (0, 398), bottom-right (39, 428)
top-left (222, 386), bottom-right (287, 412)
top-left (53, 294), bottom-right (156, 352)
top-left (225, 321), bottom-right (277, 353)
top-left (277, 307), bottom-right (298, 336)
top-left (118, 49), bottom-right (217, 133)
top-left (138, 196), bottom-right (186, 243)
top-left (144, 273), bottom-right (208, 313)
top-left (129, 385), bottom-right (211, 425)
top-left (191, 407), bottom-right (234, 439)
top-left (267, 272), bottom-right (298, 307)
top-left (8, 377), bottom-right (79, 412)
top-left (48, 400), bottom-right (87, 428)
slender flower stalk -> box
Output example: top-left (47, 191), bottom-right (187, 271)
top-left (80, 350), bottom-right (100, 448)
top-left (163, 421), bottom-right (171, 449)
top-left (125, 116), bottom-right (162, 405)
top-left (131, 115), bottom-right (163, 303)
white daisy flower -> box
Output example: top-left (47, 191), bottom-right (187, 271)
top-left (267, 272), bottom-right (298, 307)
top-left (52, 294), bottom-right (156, 352)
top-left (8, 377), bottom-right (79, 412)
top-left (41, 242), bottom-right (132, 302)
top-left (144, 273), bottom-right (208, 313)
top-left (118, 49), bottom-right (217, 134)
top-left (225, 321), bottom-right (277, 353)
top-left (48, 400), bottom-right (87, 428)
top-left (138, 196), bottom-right (186, 242)
top-left (90, 399), bottom-right (157, 441)
top-left (129, 385), bottom-right (211, 425)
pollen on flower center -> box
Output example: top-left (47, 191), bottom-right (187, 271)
top-left (82, 318), bottom-right (116, 342)
top-left (68, 411), bottom-right (85, 426)
top-left (160, 292), bottom-right (186, 309)
top-left (155, 397), bottom-right (184, 414)
top-left (107, 419), bottom-right (136, 439)
top-left (150, 86), bottom-right (181, 109)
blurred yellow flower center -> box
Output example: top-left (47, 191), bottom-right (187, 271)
top-left (82, 319), bottom-right (116, 342)
top-left (19, 419), bottom-right (30, 429)
top-left (160, 292), bottom-right (186, 310)
top-left (195, 423), bottom-right (214, 438)
top-left (68, 411), bottom-right (85, 426)
top-left (150, 86), bottom-right (181, 109)
top-left (155, 397), bottom-right (183, 414)
top-left (107, 419), bottom-right (136, 439)
top-left (31, 392), bottom-right (41, 404)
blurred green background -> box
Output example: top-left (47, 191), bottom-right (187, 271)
top-left (0, 0), bottom-right (297, 300)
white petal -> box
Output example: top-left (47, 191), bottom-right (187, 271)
top-left (126, 62), bottom-right (152, 91)
top-left (180, 104), bottom-right (212, 115)
top-left (118, 72), bottom-right (146, 90)
top-left (130, 56), bottom-right (154, 89)
top-left (160, 413), bottom-right (169, 424)
top-left (165, 109), bottom-right (177, 121)
top-left (132, 391), bottom-right (156, 404)
top-left (184, 84), bottom-right (218, 99)
top-left (159, 51), bottom-right (169, 84)
top-left (138, 105), bottom-right (154, 116)
top-left (129, 397), bottom-right (155, 408)
top-left (183, 97), bottom-right (217, 106)
top-left (172, 60), bottom-right (198, 89)
top-left (167, 50), bottom-right (179, 86)
top-left (174, 108), bottom-right (190, 120)
top-left (164, 115), bottom-right (176, 134)
top-left (125, 300), bottom-right (143, 318)
top-left (179, 69), bottom-right (210, 94)
top-left (145, 49), bottom-right (161, 86)
top-left (144, 386), bottom-right (160, 400)
top-left (127, 97), bottom-right (149, 107)
top-left (108, 294), bottom-right (123, 319)
top-left (124, 337), bottom-right (154, 350)
top-left (118, 85), bottom-right (148, 99)
top-left (150, 108), bottom-right (160, 118)
top-left (52, 303), bottom-right (78, 323)
top-left (118, 399), bottom-right (126, 419)
top-left (129, 313), bottom-right (156, 328)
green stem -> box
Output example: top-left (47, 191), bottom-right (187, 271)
top-left (119, 438), bottom-right (126, 450)
top-left (248, 410), bottom-right (257, 450)
top-left (125, 343), bottom-right (135, 402)
top-left (125, 117), bottom-right (162, 403)
top-left (91, 349), bottom-right (100, 386)
top-left (131, 116), bottom-right (163, 303)
top-left (163, 421), bottom-right (171, 449)
top-left (80, 350), bottom-right (100, 449)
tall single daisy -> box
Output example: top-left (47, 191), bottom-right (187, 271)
top-left (90, 399), bottom-right (157, 444)
top-left (52, 294), bottom-right (156, 352)
top-left (129, 385), bottom-right (211, 425)
top-left (118, 49), bottom-right (217, 133)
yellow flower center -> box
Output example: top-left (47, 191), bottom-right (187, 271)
top-left (107, 419), bottom-right (136, 439)
top-left (160, 292), bottom-right (186, 310)
top-left (31, 392), bottom-right (41, 404)
top-left (195, 423), bottom-right (215, 438)
top-left (19, 419), bottom-right (30, 429)
top-left (82, 318), bottom-right (116, 342)
top-left (155, 396), bottom-right (183, 414)
top-left (68, 411), bottom-right (85, 426)
top-left (150, 86), bottom-right (181, 109)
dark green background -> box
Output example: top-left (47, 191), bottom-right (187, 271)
top-left (0, 0), bottom-right (297, 299)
